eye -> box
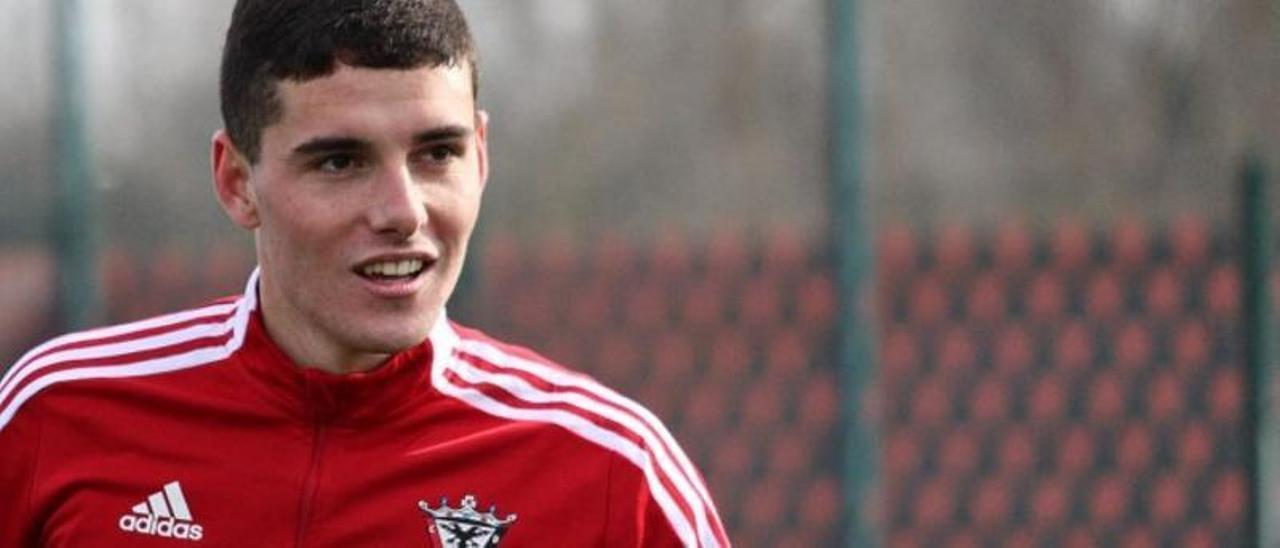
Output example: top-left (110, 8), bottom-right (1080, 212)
top-left (422, 144), bottom-right (462, 165)
top-left (315, 153), bottom-right (364, 174)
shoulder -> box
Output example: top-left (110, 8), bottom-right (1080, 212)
top-left (446, 323), bottom-right (582, 378)
top-left (0, 296), bottom-right (251, 434)
top-left (441, 322), bottom-right (642, 421)
top-left (438, 322), bottom-right (667, 450)
top-left (435, 321), bottom-right (726, 546)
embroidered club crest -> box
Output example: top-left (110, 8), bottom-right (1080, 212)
top-left (418, 495), bottom-right (517, 548)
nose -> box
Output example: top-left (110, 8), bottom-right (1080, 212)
top-left (366, 166), bottom-right (427, 239)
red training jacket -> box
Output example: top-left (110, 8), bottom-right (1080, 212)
top-left (0, 271), bottom-right (729, 547)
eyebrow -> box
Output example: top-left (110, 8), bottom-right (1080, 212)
top-left (413, 125), bottom-right (472, 144)
top-left (289, 125), bottom-right (473, 157)
top-left (291, 136), bottom-right (369, 157)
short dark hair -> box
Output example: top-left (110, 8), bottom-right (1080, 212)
top-left (220, 0), bottom-right (478, 164)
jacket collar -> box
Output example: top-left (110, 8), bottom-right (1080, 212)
top-left (232, 268), bottom-right (455, 424)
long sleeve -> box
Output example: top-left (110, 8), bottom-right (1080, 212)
top-left (0, 396), bottom-right (42, 548)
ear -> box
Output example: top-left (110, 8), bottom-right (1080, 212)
top-left (474, 110), bottom-right (490, 189)
top-left (211, 130), bottom-right (260, 229)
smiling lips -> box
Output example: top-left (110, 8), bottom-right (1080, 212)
top-left (361, 259), bottom-right (426, 278)
top-left (354, 258), bottom-right (433, 299)
top-left (354, 256), bottom-right (437, 286)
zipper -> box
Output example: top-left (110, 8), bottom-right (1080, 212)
top-left (294, 420), bottom-right (327, 548)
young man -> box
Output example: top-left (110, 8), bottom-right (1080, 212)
top-left (0, 1), bottom-right (729, 546)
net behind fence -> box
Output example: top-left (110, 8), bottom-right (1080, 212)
top-left (879, 216), bottom-right (1249, 546)
top-left (468, 215), bottom-right (1251, 546)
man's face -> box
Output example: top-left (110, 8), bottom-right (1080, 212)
top-left (214, 63), bottom-right (487, 371)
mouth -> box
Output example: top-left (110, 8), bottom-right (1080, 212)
top-left (353, 256), bottom-right (435, 283)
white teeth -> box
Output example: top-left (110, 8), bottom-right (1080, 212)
top-left (361, 259), bottom-right (424, 278)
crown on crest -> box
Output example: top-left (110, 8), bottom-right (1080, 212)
top-left (419, 495), bottom-right (518, 528)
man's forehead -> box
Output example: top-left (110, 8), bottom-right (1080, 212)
top-left (278, 63), bottom-right (474, 106)
top-left (262, 63), bottom-right (477, 146)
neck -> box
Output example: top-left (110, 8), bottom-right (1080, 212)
top-left (253, 284), bottom-right (392, 375)
top-left (259, 311), bottom-right (391, 374)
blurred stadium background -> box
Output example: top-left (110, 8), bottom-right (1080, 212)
top-left (2, 0), bottom-right (1278, 546)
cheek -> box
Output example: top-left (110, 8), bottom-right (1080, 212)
top-left (258, 189), bottom-right (345, 258)
top-left (429, 189), bottom-right (483, 241)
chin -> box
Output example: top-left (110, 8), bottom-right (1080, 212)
top-left (358, 325), bottom-right (434, 354)
top-left (339, 289), bottom-right (445, 346)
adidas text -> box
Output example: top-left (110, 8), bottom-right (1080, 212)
top-left (118, 514), bottom-right (204, 541)
top-left (119, 481), bottom-right (204, 541)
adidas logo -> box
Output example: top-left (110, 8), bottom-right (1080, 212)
top-left (117, 481), bottom-right (205, 541)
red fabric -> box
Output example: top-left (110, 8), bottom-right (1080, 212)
top-left (0, 276), bottom-right (727, 547)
